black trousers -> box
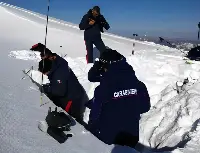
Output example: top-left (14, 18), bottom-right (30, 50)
top-left (85, 37), bottom-right (106, 63)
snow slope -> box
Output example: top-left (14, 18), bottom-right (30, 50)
top-left (1, 2), bottom-right (200, 153)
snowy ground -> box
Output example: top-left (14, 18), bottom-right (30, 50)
top-left (1, 2), bottom-right (200, 153)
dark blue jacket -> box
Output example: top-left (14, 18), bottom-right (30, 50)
top-left (86, 59), bottom-right (151, 144)
top-left (43, 54), bottom-right (87, 112)
top-left (79, 9), bottom-right (110, 40)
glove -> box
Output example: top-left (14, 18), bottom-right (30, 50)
top-left (93, 60), bottom-right (104, 71)
top-left (39, 86), bottom-right (45, 93)
top-left (40, 84), bottom-right (50, 94)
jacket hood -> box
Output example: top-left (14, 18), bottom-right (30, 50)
top-left (87, 9), bottom-right (92, 15)
top-left (103, 59), bottom-right (137, 80)
top-left (47, 54), bottom-right (62, 77)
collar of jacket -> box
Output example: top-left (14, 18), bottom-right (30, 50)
top-left (101, 59), bottom-right (137, 80)
top-left (47, 54), bottom-right (62, 77)
top-left (87, 9), bottom-right (102, 20)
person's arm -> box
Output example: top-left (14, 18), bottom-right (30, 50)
top-left (139, 82), bottom-right (151, 114)
top-left (42, 71), bottom-right (68, 97)
top-left (79, 14), bottom-right (93, 30)
top-left (100, 15), bottom-right (110, 30)
top-left (88, 61), bottom-right (103, 82)
top-left (87, 85), bottom-right (104, 128)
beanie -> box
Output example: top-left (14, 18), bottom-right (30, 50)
top-left (30, 43), bottom-right (52, 57)
top-left (93, 6), bottom-right (100, 14)
top-left (99, 49), bottom-right (125, 64)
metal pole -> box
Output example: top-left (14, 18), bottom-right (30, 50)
top-left (40, 0), bottom-right (51, 106)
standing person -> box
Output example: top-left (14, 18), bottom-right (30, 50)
top-left (79, 6), bottom-right (110, 63)
top-left (30, 43), bottom-right (89, 125)
top-left (85, 49), bottom-right (151, 148)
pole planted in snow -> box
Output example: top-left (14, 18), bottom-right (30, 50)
top-left (198, 22), bottom-right (200, 40)
top-left (40, 0), bottom-right (51, 107)
top-left (132, 34), bottom-right (138, 55)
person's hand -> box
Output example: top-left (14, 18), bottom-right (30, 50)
top-left (40, 84), bottom-right (50, 93)
top-left (94, 60), bottom-right (103, 70)
top-left (39, 86), bottom-right (44, 93)
top-left (89, 19), bottom-right (95, 25)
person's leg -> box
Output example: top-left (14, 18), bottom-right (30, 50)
top-left (93, 37), bottom-right (106, 54)
top-left (114, 132), bottom-right (139, 148)
top-left (84, 40), bottom-right (93, 63)
top-left (69, 98), bottom-right (86, 124)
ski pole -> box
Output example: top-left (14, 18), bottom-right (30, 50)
top-left (40, 0), bottom-right (51, 107)
top-left (198, 22), bottom-right (200, 40)
top-left (21, 66), bottom-right (33, 80)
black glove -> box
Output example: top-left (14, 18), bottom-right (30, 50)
top-left (39, 86), bottom-right (45, 93)
top-left (94, 60), bottom-right (104, 71)
top-left (40, 84), bottom-right (50, 94)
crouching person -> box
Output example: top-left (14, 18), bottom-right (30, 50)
top-left (85, 49), bottom-right (151, 148)
top-left (31, 43), bottom-right (89, 124)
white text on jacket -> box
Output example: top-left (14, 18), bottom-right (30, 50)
top-left (114, 89), bottom-right (137, 98)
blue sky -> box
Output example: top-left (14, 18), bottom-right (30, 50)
top-left (2, 0), bottom-right (200, 40)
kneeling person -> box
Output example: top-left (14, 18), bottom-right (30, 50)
top-left (86, 49), bottom-right (151, 148)
top-left (32, 43), bottom-right (89, 124)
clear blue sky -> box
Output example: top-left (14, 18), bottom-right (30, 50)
top-left (2, 0), bottom-right (200, 40)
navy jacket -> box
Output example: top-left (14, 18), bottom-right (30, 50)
top-left (79, 9), bottom-right (110, 40)
top-left (86, 59), bottom-right (151, 144)
top-left (43, 54), bottom-right (87, 112)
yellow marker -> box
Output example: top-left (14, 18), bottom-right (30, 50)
top-left (40, 94), bottom-right (43, 107)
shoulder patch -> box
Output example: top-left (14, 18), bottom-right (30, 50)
top-left (57, 80), bottom-right (62, 84)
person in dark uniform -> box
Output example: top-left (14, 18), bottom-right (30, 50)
top-left (31, 43), bottom-right (89, 124)
top-left (85, 49), bottom-right (151, 148)
top-left (79, 6), bottom-right (110, 63)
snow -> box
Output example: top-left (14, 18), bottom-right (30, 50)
top-left (1, 2), bottom-right (200, 153)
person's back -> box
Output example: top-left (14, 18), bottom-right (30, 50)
top-left (98, 60), bottom-right (150, 145)
top-left (44, 54), bottom-right (88, 123)
top-left (31, 43), bottom-right (89, 124)
top-left (87, 49), bottom-right (150, 148)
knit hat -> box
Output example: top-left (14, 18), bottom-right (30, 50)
top-left (99, 49), bottom-right (125, 64)
top-left (30, 43), bottom-right (52, 57)
top-left (92, 6), bottom-right (100, 14)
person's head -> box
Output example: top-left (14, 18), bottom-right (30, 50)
top-left (92, 6), bottom-right (100, 17)
top-left (38, 58), bottom-right (53, 75)
top-left (99, 48), bottom-right (125, 72)
top-left (30, 43), bottom-right (56, 60)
